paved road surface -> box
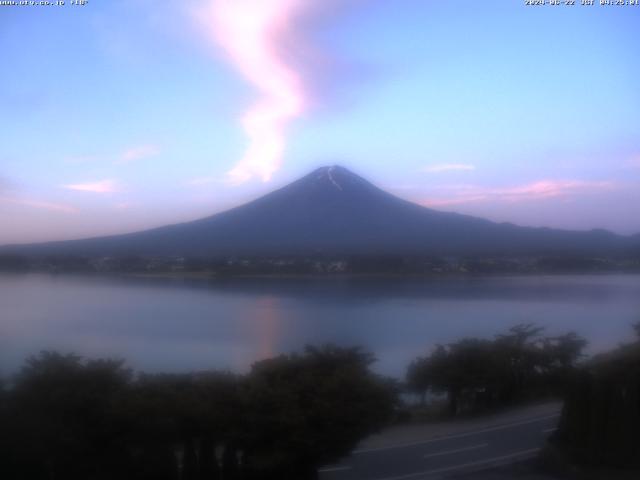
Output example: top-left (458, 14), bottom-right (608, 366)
top-left (319, 405), bottom-right (560, 480)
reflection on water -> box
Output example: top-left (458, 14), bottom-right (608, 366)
top-left (254, 295), bottom-right (281, 360)
top-left (1, 273), bottom-right (639, 377)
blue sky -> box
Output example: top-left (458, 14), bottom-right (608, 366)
top-left (1, 0), bottom-right (639, 244)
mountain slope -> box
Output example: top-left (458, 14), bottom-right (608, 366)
top-left (2, 166), bottom-right (636, 257)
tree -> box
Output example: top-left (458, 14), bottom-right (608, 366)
top-left (406, 358), bottom-right (430, 405)
top-left (0, 347), bottom-right (395, 480)
top-left (5, 352), bottom-right (132, 480)
top-left (554, 328), bottom-right (640, 469)
top-left (406, 325), bottom-right (588, 417)
top-left (493, 324), bottom-right (545, 403)
top-left (242, 345), bottom-right (396, 479)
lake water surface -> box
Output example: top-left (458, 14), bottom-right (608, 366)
top-left (1, 273), bottom-right (639, 377)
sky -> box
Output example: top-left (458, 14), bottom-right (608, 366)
top-left (1, 0), bottom-right (639, 245)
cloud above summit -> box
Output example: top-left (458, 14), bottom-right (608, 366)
top-left (196, 0), bottom-right (373, 184)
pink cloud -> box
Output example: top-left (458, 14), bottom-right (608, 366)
top-left (200, 0), bottom-right (305, 184)
top-left (62, 179), bottom-right (119, 194)
top-left (198, 1), bottom-right (370, 184)
top-left (422, 179), bottom-right (615, 207)
top-left (1, 176), bottom-right (76, 213)
top-left (0, 176), bottom-right (13, 193)
top-left (628, 154), bottom-right (640, 168)
top-left (422, 163), bottom-right (476, 173)
top-left (425, 195), bottom-right (489, 207)
top-left (119, 144), bottom-right (161, 163)
top-left (495, 180), bottom-right (615, 200)
top-left (1, 196), bottom-right (78, 213)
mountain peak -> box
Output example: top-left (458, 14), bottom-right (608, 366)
top-left (314, 165), bottom-right (346, 191)
top-left (3, 165), bottom-right (633, 257)
top-left (298, 165), bottom-right (376, 195)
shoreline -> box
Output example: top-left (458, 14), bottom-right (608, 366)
top-left (2, 269), bottom-right (640, 281)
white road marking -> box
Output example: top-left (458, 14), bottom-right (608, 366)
top-left (423, 443), bottom-right (488, 459)
top-left (319, 466), bottom-right (352, 473)
top-left (371, 448), bottom-right (541, 480)
top-left (353, 413), bottom-right (559, 455)
top-left (542, 427), bottom-right (557, 433)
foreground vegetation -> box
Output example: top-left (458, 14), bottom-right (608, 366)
top-left (405, 323), bottom-right (640, 475)
top-left (406, 324), bottom-right (587, 416)
top-left (551, 323), bottom-right (640, 471)
top-left (2, 323), bottom-right (638, 479)
top-left (0, 346), bottom-right (395, 480)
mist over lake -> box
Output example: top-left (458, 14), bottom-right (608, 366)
top-left (1, 273), bottom-right (639, 378)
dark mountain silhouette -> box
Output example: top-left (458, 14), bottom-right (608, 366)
top-left (2, 166), bottom-right (637, 257)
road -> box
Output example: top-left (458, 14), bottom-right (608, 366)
top-left (319, 404), bottom-right (560, 480)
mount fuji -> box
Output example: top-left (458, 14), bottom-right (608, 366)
top-left (2, 166), bottom-right (637, 257)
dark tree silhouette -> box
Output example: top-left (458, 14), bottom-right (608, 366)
top-left (554, 324), bottom-right (640, 470)
top-left (241, 345), bottom-right (396, 479)
top-left (3, 352), bottom-right (132, 480)
top-left (406, 357), bottom-right (431, 405)
top-left (407, 325), bottom-right (587, 417)
top-left (0, 346), bottom-right (395, 480)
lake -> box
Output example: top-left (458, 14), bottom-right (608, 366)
top-left (1, 273), bottom-right (639, 378)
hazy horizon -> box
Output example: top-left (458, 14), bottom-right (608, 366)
top-left (2, 163), bottom-right (639, 248)
top-left (2, 1), bottom-right (639, 244)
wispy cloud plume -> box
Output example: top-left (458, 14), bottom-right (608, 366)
top-left (0, 175), bottom-right (12, 194)
top-left (16, 199), bottom-right (78, 213)
top-left (627, 154), bottom-right (640, 169)
top-left (186, 176), bottom-right (225, 186)
top-left (1, 196), bottom-right (78, 213)
top-left (62, 179), bottom-right (119, 194)
top-left (423, 179), bottom-right (615, 207)
top-left (1, 175), bottom-right (76, 213)
top-left (424, 195), bottom-right (488, 207)
top-left (119, 144), bottom-right (161, 163)
top-left (423, 163), bottom-right (476, 173)
top-left (202, 0), bottom-right (305, 184)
